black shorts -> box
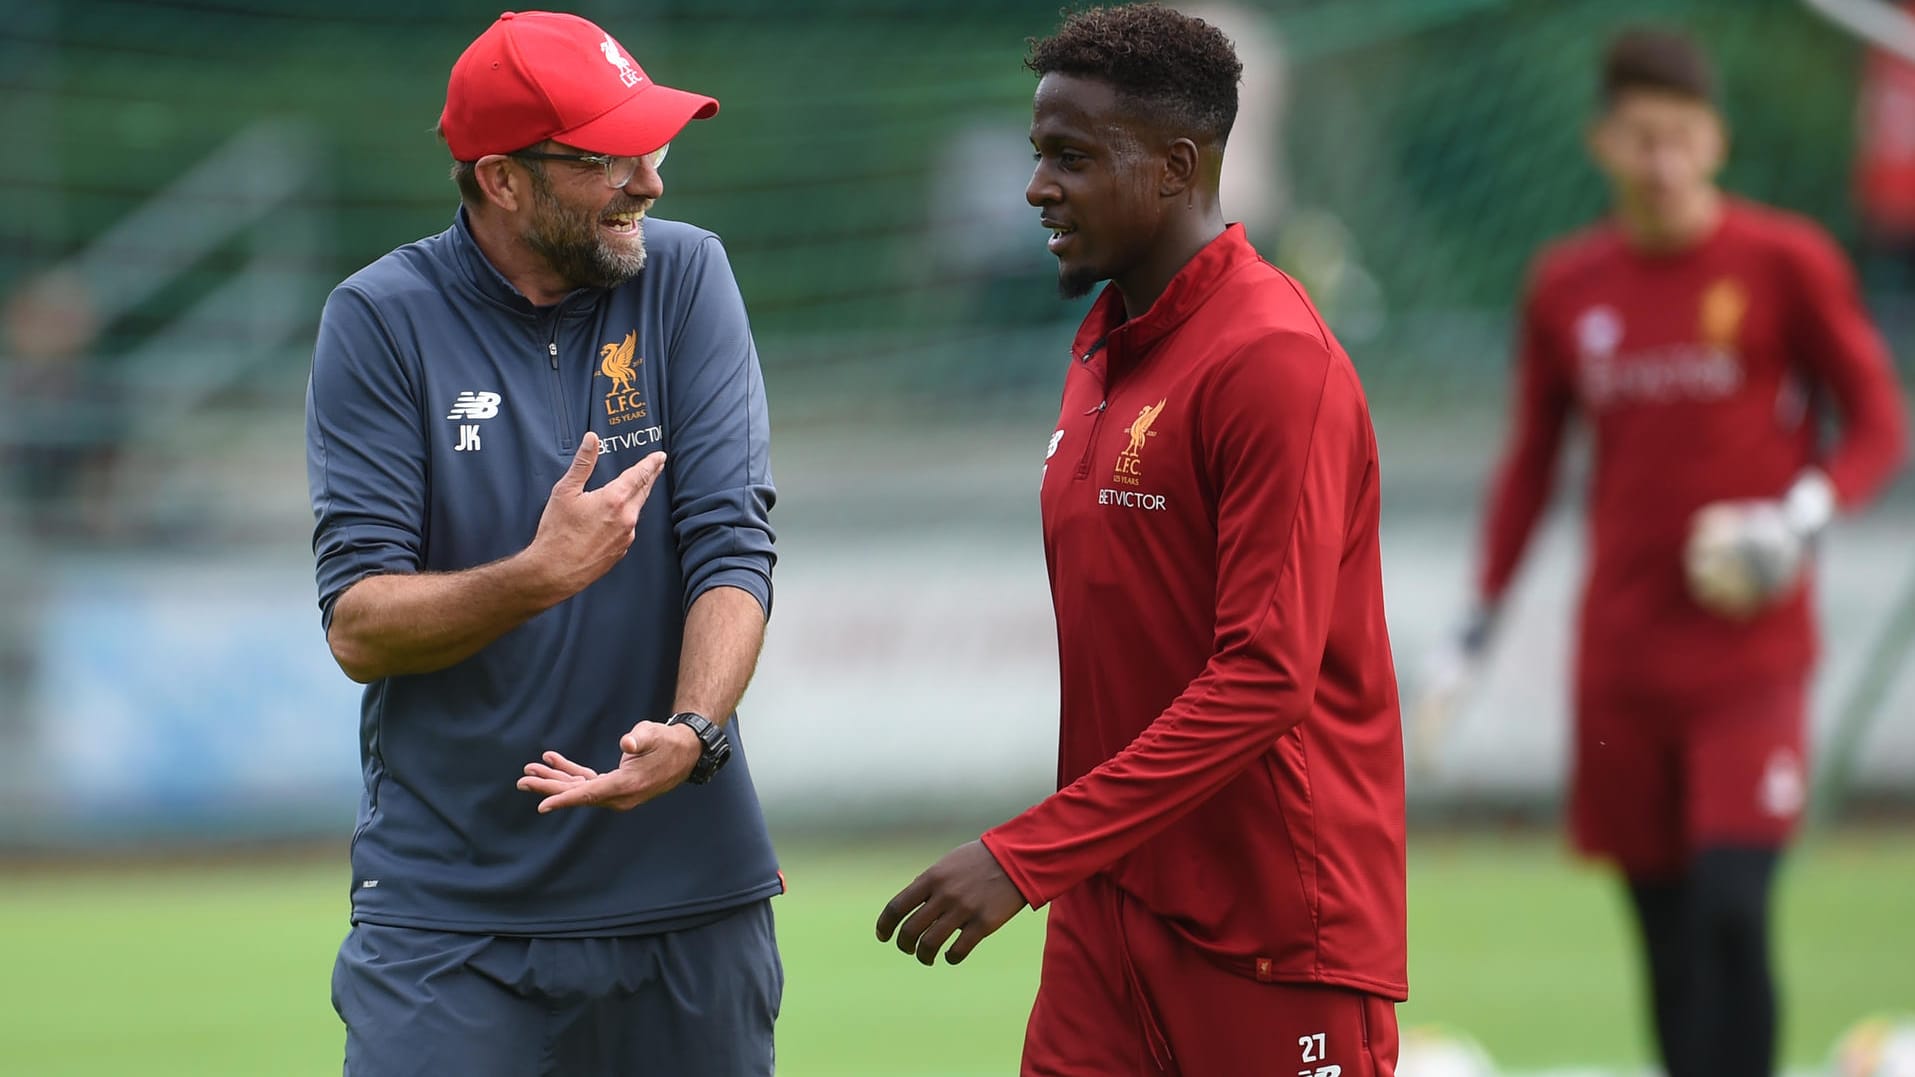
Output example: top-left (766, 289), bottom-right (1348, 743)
top-left (332, 900), bottom-right (781, 1076)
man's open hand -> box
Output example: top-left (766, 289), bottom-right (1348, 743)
top-left (516, 720), bottom-right (701, 813)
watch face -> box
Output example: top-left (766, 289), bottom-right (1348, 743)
top-left (673, 713), bottom-right (729, 783)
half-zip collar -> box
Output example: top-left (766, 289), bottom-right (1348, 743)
top-left (447, 208), bottom-right (608, 323)
top-left (1069, 223), bottom-right (1265, 380)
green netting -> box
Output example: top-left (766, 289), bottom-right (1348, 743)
top-left (0, 0), bottom-right (1887, 406)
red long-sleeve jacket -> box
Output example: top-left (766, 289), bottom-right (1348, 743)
top-left (982, 226), bottom-right (1408, 1001)
top-left (1478, 200), bottom-right (1909, 706)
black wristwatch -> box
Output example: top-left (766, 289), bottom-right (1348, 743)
top-left (665, 712), bottom-right (731, 785)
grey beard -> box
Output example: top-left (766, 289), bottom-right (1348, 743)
top-left (525, 174), bottom-right (647, 291)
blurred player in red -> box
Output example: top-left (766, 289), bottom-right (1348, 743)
top-left (876, 6), bottom-right (1406, 1075)
top-left (1854, 1), bottom-right (1915, 305)
top-left (1428, 26), bottom-right (1908, 1077)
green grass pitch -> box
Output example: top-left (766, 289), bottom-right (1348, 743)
top-left (0, 829), bottom-right (1909, 1075)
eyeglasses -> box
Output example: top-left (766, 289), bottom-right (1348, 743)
top-left (506, 143), bottom-right (669, 188)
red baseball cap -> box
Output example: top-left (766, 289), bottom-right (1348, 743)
top-left (440, 10), bottom-right (719, 161)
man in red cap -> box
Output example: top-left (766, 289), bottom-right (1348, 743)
top-left (310, 11), bottom-right (783, 1075)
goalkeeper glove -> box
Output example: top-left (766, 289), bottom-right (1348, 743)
top-left (1409, 603), bottom-right (1497, 773)
top-left (1683, 470), bottom-right (1834, 620)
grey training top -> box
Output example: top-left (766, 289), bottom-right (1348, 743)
top-left (305, 210), bottom-right (779, 935)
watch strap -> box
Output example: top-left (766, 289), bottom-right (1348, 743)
top-left (665, 711), bottom-right (730, 784)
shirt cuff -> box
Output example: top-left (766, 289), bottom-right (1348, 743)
top-left (687, 567), bottom-right (773, 618)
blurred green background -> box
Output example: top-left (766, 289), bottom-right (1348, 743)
top-left (2, 833), bottom-right (1913, 1074)
top-left (2, 0), bottom-right (1913, 1073)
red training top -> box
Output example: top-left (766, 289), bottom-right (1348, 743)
top-left (1477, 199), bottom-right (1908, 705)
top-left (982, 225), bottom-right (1408, 1001)
top-left (1856, 8), bottom-right (1915, 241)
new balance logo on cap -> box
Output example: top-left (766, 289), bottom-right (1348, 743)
top-left (447, 391), bottom-right (502, 420)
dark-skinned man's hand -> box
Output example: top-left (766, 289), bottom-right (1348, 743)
top-left (875, 839), bottom-right (1028, 966)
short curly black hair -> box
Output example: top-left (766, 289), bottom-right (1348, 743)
top-left (1027, 4), bottom-right (1243, 146)
top-left (1601, 26), bottom-right (1717, 108)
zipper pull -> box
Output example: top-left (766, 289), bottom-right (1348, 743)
top-left (547, 341), bottom-right (559, 369)
top-left (1072, 399), bottom-right (1106, 479)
